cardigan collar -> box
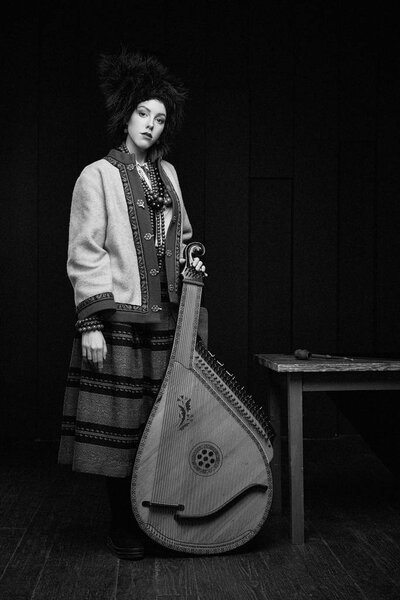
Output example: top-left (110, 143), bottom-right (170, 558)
top-left (107, 147), bottom-right (162, 169)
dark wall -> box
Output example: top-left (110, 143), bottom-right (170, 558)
top-left (1, 1), bottom-right (399, 443)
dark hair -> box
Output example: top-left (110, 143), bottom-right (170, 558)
top-left (98, 49), bottom-right (188, 158)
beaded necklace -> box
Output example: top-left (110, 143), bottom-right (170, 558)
top-left (119, 143), bottom-right (172, 269)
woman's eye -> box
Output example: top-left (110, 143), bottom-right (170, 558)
top-left (139, 111), bottom-right (147, 117)
top-left (157, 118), bottom-right (165, 125)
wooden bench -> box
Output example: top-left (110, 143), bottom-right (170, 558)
top-left (254, 354), bottom-right (400, 544)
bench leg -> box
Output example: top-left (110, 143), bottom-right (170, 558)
top-left (267, 372), bottom-right (282, 514)
top-left (287, 373), bottom-right (304, 544)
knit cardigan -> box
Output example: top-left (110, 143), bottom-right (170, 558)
top-left (67, 148), bottom-right (192, 322)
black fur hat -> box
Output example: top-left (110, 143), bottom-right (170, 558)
top-left (98, 48), bottom-right (188, 158)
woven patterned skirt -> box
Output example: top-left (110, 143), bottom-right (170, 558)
top-left (58, 309), bottom-right (176, 477)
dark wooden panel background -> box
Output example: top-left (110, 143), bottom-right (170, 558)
top-left (1, 1), bottom-right (399, 447)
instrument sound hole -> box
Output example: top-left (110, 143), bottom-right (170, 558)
top-left (190, 442), bottom-right (222, 477)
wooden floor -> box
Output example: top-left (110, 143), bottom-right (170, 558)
top-left (0, 435), bottom-right (399, 600)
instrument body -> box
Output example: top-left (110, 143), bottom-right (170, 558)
top-left (132, 243), bottom-right (274, 554)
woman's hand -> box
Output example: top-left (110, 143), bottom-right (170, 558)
top-left (82, 330), bottom-right (107, 371)
top-left (192, 256), bottom-right (207, 277)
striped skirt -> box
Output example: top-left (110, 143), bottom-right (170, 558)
top-left (58, 309), bottom-right (177, 477)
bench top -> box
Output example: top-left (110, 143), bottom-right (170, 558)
top-left (254, 354), bottom-right (400, 373)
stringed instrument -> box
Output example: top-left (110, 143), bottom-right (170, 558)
top-left (131, 242), bottom-right (274, 554)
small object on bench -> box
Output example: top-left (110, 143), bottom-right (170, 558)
top-left (294, 348), bottom-right (355, 361)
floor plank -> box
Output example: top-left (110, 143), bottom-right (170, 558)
top-left (254, 520), bottom-right (367, 600)
top-left (0, 529), bottom-right (26, 581)
top-left (31, 476), bottom-right (118, 600)
top-left (0, 436), bottom-right (399, 600)
top-left (116, 555), bottom-right (198, 600)
top-left (302, 437), bottom-right (400, 599)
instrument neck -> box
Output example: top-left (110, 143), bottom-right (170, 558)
top-left (173, 280), bottom-right (203, 367)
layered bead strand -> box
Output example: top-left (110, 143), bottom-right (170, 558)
top-left (120, 143), bottom-right (171, 269)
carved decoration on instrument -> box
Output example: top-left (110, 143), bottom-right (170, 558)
top-left (182, 242), bottom-right (206, 285)
top-left (190, 442), bottom-right (222, 476)
top-left (177, 394), bottom-right (193, 431)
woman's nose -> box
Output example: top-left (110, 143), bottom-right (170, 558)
top-left (147, 120), bottom-right (154, 130)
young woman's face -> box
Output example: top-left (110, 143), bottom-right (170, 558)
top-left (125, 99), bottom-right (166, 158)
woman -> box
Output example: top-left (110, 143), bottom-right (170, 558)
top-left (58, 50), bottom-right (205, 560)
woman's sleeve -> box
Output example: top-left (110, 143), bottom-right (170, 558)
top-left (67, 165), bottom-right (117, 319)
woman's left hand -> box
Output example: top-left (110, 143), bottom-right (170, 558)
top-left (192, 256), bottom-right (207, 277)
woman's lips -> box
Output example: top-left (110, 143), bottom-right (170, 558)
top-left (141, 133), bottom-right (152, 139)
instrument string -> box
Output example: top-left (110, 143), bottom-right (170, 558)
top-left (151, 283), bottom-right (202, 520)
top-left (135, 242), bottom-right (275, 550)
top-left (136, 274), bottom-right (275, 549)
top-left (164, 284), bottom-right (201, 540)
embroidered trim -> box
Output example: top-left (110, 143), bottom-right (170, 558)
top-left (77, 292), bottom-right (114, 313)
top-left (158, 163), bottom-right (182, 292)
top-left (175, 207), bottom-right (182, 290)
top-left (115, 302), bottom-right (146, 312)
top-left (105, 155), bottom-right (149, 311)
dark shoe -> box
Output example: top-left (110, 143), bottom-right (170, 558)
top-left (106, 524), bottom-right (145, 560)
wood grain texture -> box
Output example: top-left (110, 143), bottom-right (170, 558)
top-left (292, 2), bottom-right (338, 352)
top-left (376, 14), bottom-right (400, 355)
top-left (302, 374), bottom-right (400, 392)
top-left (338, 4), bottom-right (378, 142)
top-left (1, 438), bottom-right (400, 599)
top-left (203, 87), bottom-right (249, 385)
top-left (0, 529), bottom-right (26, 582)
top-left (162, 3), bottom-right (206, 252)
top-left (249, 180), bottom-right (292, 355)
top-left (248, 1), bottom-right (294, 178)
top-left (255, 354), bottom-right (400, 372)
top-left (0, 462), bottom-right (59, 597)
top-left (255, 517), bottom-right (368, 600)
top-left (173, 86), bottom-right (207, 247)
top-left (304, 436), bottom-right (400, 600)
top-left (266, 373), bottom-right (283, 514)
top-left (202, 0), bottom-right (248, 89)
top-left (247, 179), bottom-right (292, 419)
top-left (290, 3), bottom-right (340, 439)
top-left (337, 143), bottom-right (376, 355)
top-left (0, 5), bottom-right (39, 441)
top-left (287, 374), bottom-right (304, 544)
top-left (36, 1), bottom-right (79, 442)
